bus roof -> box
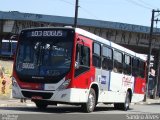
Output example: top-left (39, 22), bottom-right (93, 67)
top-left (75, 28), bottom-right (145, 61)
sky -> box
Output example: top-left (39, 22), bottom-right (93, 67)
top-left (0, 0), bottom-right (160, 27)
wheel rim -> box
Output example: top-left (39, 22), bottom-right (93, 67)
top-left (88, 92), bottom-right (95, 111)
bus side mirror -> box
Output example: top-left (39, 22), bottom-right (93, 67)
top-left (75, 61), bottom-right (79, 69)
top-left (75, 45), bottom-right (80, 69)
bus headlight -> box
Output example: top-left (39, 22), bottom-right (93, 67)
top-left (57, 79), bottom-right (71, 90)
top-left (12, 77), bottom-right (18, 87)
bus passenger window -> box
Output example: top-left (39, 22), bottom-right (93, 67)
top-left (93, 43), bottom-right (101, 68)
top-left (124, 55), bottom-right (131, 75)
top-left (102, 46), bottom-right (113, 70)
top-left (139, 60), bottom-right (145, 78)
top-left (132, 58), bottom-right (139, 77)
top-left (113, 50), bottom-right (123, 73)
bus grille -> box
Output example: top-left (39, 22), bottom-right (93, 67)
top-left (22, 91), bottom-right (53, 99)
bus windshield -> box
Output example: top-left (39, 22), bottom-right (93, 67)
top-left (15, 29), bottom-right (74, 82)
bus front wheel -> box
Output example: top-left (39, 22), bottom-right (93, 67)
top-left (81, 88), bottom-right (96, 113)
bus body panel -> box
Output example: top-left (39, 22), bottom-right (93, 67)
top-left (13, 82), bottom-right (90, 103)
top-left (134, 77), bottom-right (146, 94)
top-left (72, 34), bottom-right (95, 89)
top-left (131, 94), bottom-right (145, 103)
top-left (109, 72), bottom-right (134, 92)
top-left (51, 88), bottom-right (89, 103)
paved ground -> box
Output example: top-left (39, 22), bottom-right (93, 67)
top-left (0, 98), bottom-right (160, 107)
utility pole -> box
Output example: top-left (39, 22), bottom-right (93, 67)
top-left (144, 10), bottom-right (155, 102)
top-left (144, 9), bottom-right (160, 101)
top-left (154, 49), bottom-right (160, 98)
top-left (74, 0), bottom-right (79, 28)
top-left (153, 10), bottom-right (160, 99)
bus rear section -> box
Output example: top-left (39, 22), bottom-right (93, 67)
top-left (12, 27), bottom-right (146, 113)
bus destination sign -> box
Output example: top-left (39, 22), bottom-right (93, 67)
top-left (27, 30), bottom-right (67, 37)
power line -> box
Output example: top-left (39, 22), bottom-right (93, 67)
top-left (59, 0), bottom-right (74, 6)
top-left (79, 6), bottom-right (99, 19)
top-left (138, 0), bottom-right (158, 9)
top-left (155, 12), bottom-right (160, 19)
top-left (59, 0), bottom-right (99, 20)
top-left (125, 0), bottom-right (152, 10)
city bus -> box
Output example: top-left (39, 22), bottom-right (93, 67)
top-left (12, 27), bottom-right (146, 112)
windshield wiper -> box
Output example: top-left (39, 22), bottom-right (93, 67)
top-left (34, 42), bottom-right (44, 66)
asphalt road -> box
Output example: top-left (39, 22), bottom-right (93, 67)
top-left (0, 104), bottom-right (160, 120)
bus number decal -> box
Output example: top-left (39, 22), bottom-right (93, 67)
top-left (22, 63), bottom-right (35, 69)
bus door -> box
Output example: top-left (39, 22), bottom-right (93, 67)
top-left (74, 40), bottom-right (91, 89)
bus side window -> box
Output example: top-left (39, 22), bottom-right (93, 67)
top-left (102, 46), bottom-right (113, 71)
top-left (113, 50), bottom-right (123, 73)
top-left (139, 60), bottom-right (145, 78)
top-left (132, 58), bottom-right (139, 77)
top-left (76, 44), bottom-right (90, 67)
top-left (124, 54), bottom-right (131, 75)
top-left (92, 42), bottom-right (101, 68)
top-left (75, 44), bottom-right (90, 77)
top-left (81, 46), bottom-right (90, 66)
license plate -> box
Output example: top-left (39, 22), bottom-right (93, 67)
top-left (31, 96), bottom-right (42, 100)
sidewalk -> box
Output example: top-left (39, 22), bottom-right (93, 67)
top-left (136, 98), bottom-right (160, 105)
top-left (0, 98), bottom-right (35, 107)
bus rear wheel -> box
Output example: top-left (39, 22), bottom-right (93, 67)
top-left (81, 88), bottom-right (96, 113)
top-left (114, 91), bottom-right (130, 111)
top-left (123, 91), bottom-right (130, 111)
top-left (34, 101), bottom-right (48, 110)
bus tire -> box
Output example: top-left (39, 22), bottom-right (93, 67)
top-left (35, 101), bottom-right (48, 110)
top-left (123, 91), bottom-right (130, 111)
top-left (114, 91), bottom-right (130, 111)
top-left (81, 88), bottom-right (96, 113)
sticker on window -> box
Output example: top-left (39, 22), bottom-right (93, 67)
top-left (101, 76), bottom-right (107, 84)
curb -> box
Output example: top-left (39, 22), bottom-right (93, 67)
top-left (0, 99), bottom-right (36, 107)
top-left (26, 104), bottom-right (36, 107)
top-left (0, 103), bottom-right (35, 107)
top-left (135, 101), bottom-right (160, 105)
